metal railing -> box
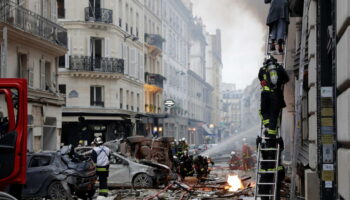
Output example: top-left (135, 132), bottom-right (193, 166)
top-left (0, 1), bottom-right (67, 47)
top-left (145, 72), bottom-right (164, 88)
top-left (69, 55), bottom-right (124, 74)
top-left (85, 7), bottom-right (112, 24)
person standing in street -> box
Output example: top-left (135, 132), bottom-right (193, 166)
top-left (92, 137), bottom-right (111, 197)
top-left (265, 0), bottom-right (289, 52)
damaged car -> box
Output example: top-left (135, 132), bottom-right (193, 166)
top-left (22, 149), bottom-right (96, 200)
top-left (75, 147), bottom-right (172, 188)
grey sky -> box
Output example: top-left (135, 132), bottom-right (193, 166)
top-left (191, 0), bottom-right (269, 89)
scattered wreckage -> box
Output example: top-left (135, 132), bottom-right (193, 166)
top-left (105, 136), bottom-right (174, 168)
top-left (75, 146), bottom-right (172, 189)
top-left (22, 148), bottom-right (96, 200)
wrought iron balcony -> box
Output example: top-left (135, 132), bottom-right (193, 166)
top-left (69, 55), bottom-right (124, 73)
top-left (85, 7), bottom-right (112, 24)
top-left (145, 72), bottom-right (165, 89)
top-left (144, 33), bottom-right (164, 51)
top-left (0, 1), bottom-right (67, 47)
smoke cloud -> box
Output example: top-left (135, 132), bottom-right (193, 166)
top-left (191, 0), bottom-right (269, 89)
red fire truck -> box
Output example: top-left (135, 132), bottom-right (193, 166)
top-left (0, 79), bottom-right (28, 199)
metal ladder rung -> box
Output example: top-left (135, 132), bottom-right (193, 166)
top-left (260, 148), bottom-right (278, 151)
top-left (258, 171), bottom-right (278, 174)
top-left (260, 159), bottom-right (278, 162)
top-left (260, 137), bottom-right (281, 140)
top-left (256, 194), bottom-right (275, 197)
top-left (257, 182), bottom-right (276, 185)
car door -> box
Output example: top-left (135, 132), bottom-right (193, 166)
top-left (23, 155), bottom-right (53, 195)
top-left (108, 154), bottom-right (130, 186)
top-left (0, 79), bottom-right (27, 188)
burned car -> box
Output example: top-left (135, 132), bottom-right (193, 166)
top-left (22, 150), bottom-right (96, 200)
top-left (75, 147), bottom-right (171, 188)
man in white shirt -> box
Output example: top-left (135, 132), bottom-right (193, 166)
top-left (92, 137), bottom-right (111, 197)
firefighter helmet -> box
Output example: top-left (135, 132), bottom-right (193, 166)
top-left (94, 137), bottom-right (103, 145)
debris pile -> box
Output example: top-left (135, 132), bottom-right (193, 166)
top-left (109, 174), bottom-right (255, 200)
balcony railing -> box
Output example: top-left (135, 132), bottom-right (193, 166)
top-left (144, 33), bottom-right (164, 50)
top-left (85, 7), bottom-right (112, 24)
top-left (145, 72), bottom-right (164, 89)
top-left (69, 55), bottom-right (124, 73)
top-left (0, 1), bottom-right (67, 47)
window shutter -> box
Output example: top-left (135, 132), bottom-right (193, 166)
top-left (140, 52), bottom-right (144, 82)
top-left (87, 37), bottom-right (91, 56)
top-left (28, 66), bottom-right (34, 88)
top-left (130, 47), bottom-right (135, 77)
top-left (136, 52), bottom-right (140, 80)
top-left (51, 0), bottom-right (57, 21)
top-left (42, 0), bottom-right (48, 18)
top-left (40, 60), bottom-right (45, 90)
top-left (105, 38), bottom-right (110, 58)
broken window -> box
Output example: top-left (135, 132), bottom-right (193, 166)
top-left (29, 156), bottom-right (51, 168)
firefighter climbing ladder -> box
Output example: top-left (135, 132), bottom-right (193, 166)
top-left (254, 25), bottom-right (288, 200)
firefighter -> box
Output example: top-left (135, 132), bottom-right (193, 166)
top-left (179, 151), bottom-right (193, 179)
top-left (242, 138), bottom-right (253, 171)
top-left (92, 137), bottom-right (111, 197)
top-left (258, 57), bottom-right (289, 138)
top-left (193, 155), bottom-right (205, 179)
top-left (229, 151), bottom-right (241, 170)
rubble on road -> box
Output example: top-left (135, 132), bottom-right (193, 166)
top-left (104, 173), bottom-right (255, 200)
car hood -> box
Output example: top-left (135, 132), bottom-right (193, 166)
top-left (61, 155), bottom-right (96, 177)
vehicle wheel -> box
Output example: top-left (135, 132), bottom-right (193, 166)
top-left (132, 173), bottom-right (153, 188)
top-left (47, 181), bottom-right (71, 200)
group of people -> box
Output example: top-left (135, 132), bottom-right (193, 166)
top-left (256, 1), bottom-right (290, 196)
top-left (174, 152), bottom-right (214, 180)
top-left (172, 139), bottom-right (214, 180)
top-left (228, 139), bottom-right (255, 171)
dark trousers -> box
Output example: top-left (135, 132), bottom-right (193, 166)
top-left (270, 19), bottom-right (287, 42)
top-left (96, 166), bottom-right (109, 197)
top-left (259, 173), bottom-right (274, 200)
top-left (261, 91), bottom-right (283, 136)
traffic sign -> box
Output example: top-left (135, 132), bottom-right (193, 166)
top-left (164, 99), bottom-right (175, 107)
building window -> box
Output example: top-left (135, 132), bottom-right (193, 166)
top-left (126, 90), bottom-right (129, 110)
top-left (59, 84), bottom-right (66, 94)
top-left (90, 37), bottom-right (103, 69)
top-left (45, 61), bottom-right (52, 91)
top-left (59, 55), bottom-right (65, 68)
top-left (90, 86), bottom-right (104, 107)
top-left (57, 0), bottom-right (65, 19)
top-left (17, 53), bottom-right (33, 87)
top-left (120, 88), bottom-right (123, 109)
top-left (137, 93), bottom-right (140, 112)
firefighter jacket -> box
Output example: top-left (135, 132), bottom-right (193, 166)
top-left (258, 63), bottom-right (289, 92)
top-left (92, 145), bottom-right (111, 167)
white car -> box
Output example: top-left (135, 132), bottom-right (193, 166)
top-left (75, 147), bottom-right (171, 188)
